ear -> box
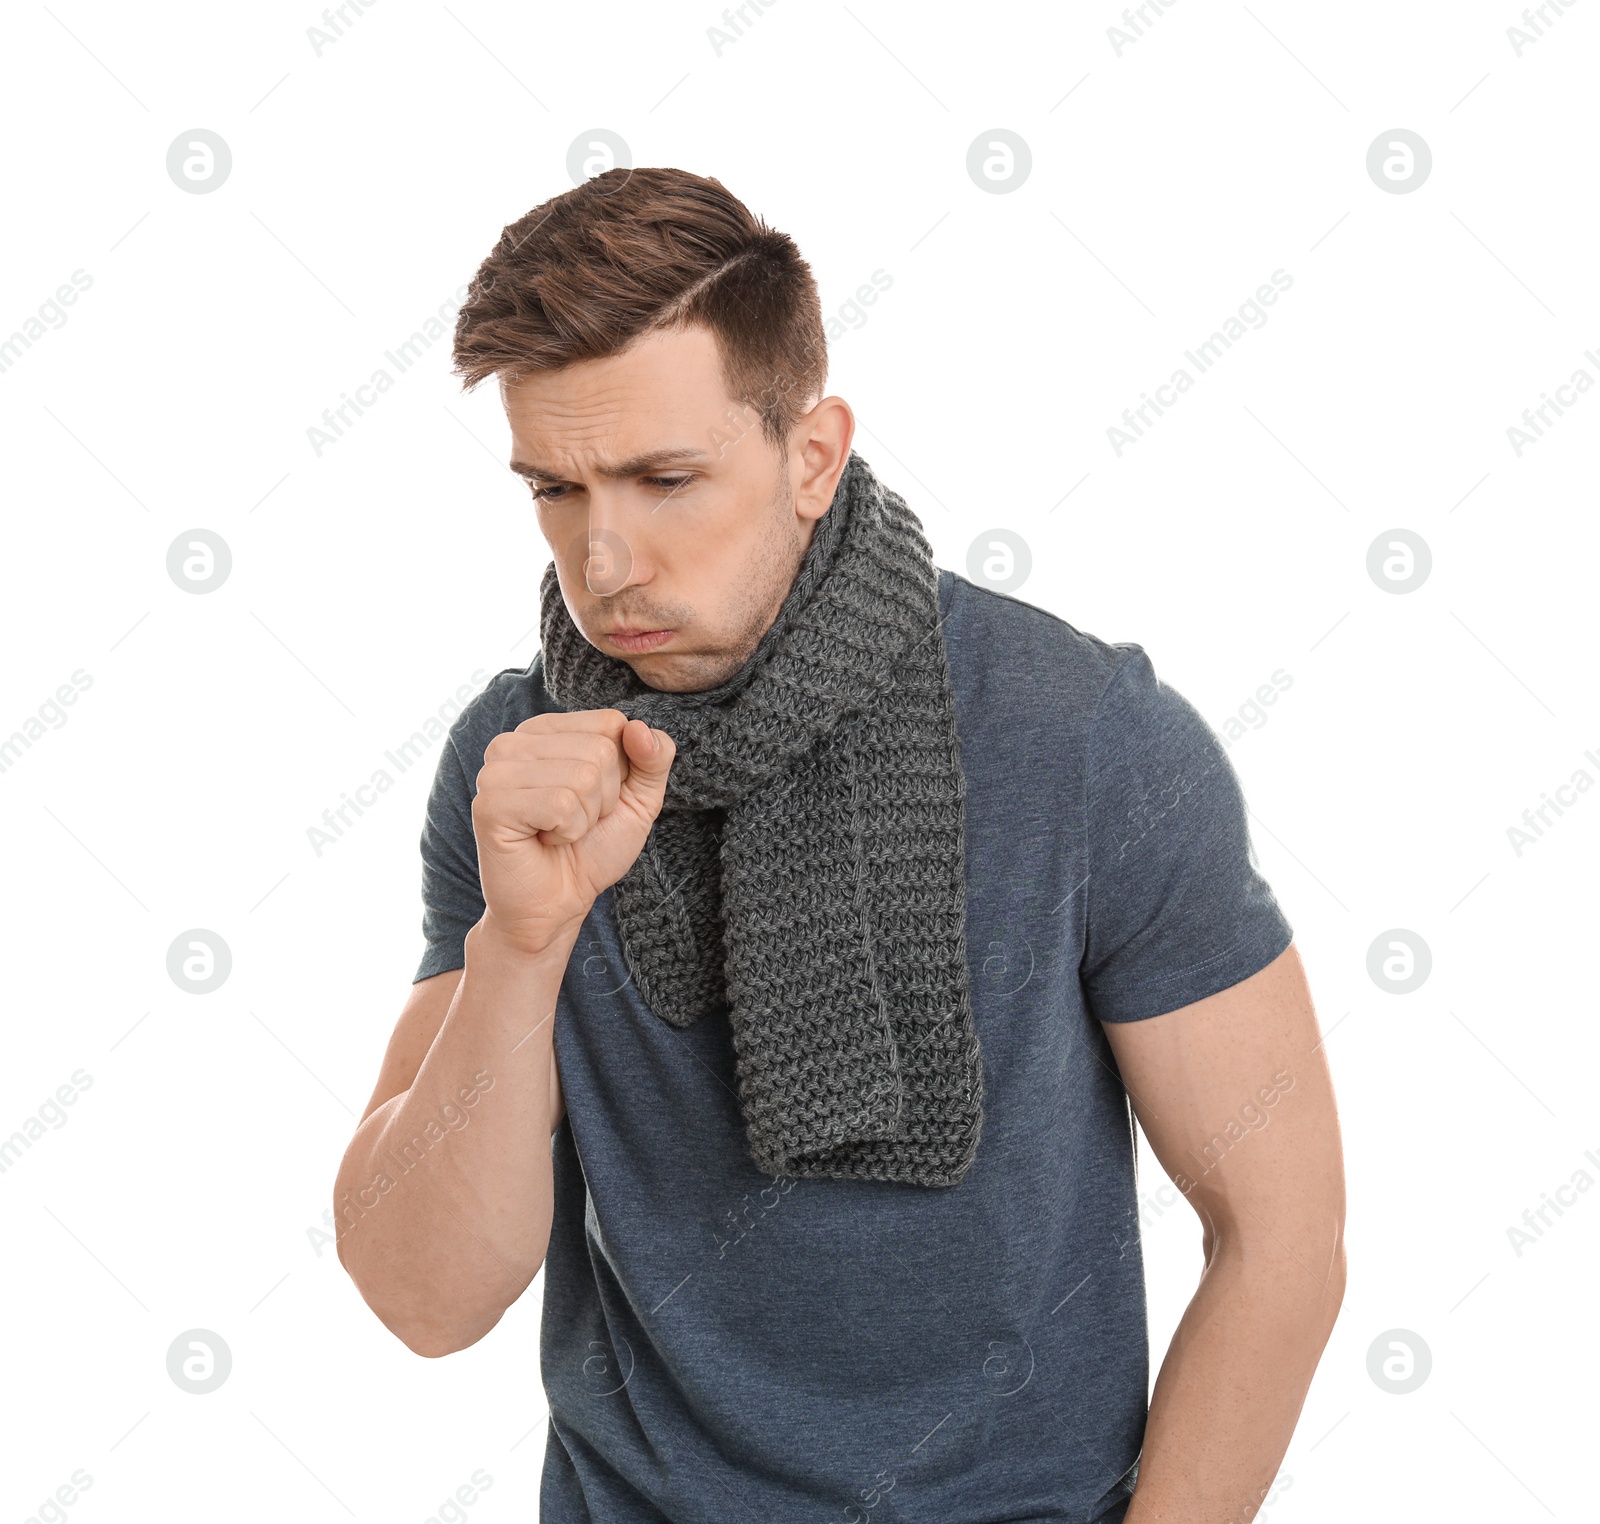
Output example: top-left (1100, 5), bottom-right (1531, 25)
top-left (790, 396), bottom-right (856, 518)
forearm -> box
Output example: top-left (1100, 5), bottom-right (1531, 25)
top-left (1124, 1234), bottom-right (1345, 1523)
top-left (334, 919), bottom-right (575, 1356)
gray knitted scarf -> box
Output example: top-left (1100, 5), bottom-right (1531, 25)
top-left (537, 450), bottom-right (983, 1187)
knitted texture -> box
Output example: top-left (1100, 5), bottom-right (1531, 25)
top-left (537, 450), bottom-right (983, 1187)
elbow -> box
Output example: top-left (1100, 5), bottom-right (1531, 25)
top-left (1283, 1213), bottom-right (1347, 1340)
top-left (1322, 1223), bottom-right (1349, 1327)
top-left (362, 1295), bottom-right (499, 1359)
top-left (399, 1324), bottom-right (477, 1359)
top-left (335, 1232), bottom-right (501, 1359)
top-left (394, 1304), bottom-right (510, 1358)
top-left (329, 1171), bottom-right (547, 1359)
top-left (1204, 1203), bottom-right (1348, 1334)
top-left (352, 1279), bottom-right (508, 1360)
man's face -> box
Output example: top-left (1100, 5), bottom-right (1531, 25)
top-left (501, 323), bottom-right (844, 693)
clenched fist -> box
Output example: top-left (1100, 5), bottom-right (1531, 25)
top-left (472, 709), bottom-right (676, 955)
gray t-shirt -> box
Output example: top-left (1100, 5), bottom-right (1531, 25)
top-left (414, 567), bottom-right (1293, 1523)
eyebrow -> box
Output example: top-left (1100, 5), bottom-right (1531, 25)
top-left (508, 447), bottom-right (711, 482)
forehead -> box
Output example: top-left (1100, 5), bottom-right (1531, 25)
top-left (500, 324), bottom-right (735, 470)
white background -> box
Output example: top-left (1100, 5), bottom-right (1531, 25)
top-left (1, 1), bottom-right (1595, 1520)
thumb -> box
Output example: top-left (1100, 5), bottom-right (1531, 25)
top-left (619, 718), bottom-right (676, 813)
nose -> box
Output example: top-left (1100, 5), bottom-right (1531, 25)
top-left (577, 504), bottom-right (648, 601)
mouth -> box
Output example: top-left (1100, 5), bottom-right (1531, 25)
top-left (604, 628), bottom-right (676, 654)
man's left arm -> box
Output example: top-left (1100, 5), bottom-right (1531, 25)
top-left (1101, 940), bottom-right (1347, 1524)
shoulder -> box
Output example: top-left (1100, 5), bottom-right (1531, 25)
top-left (443, 654), bottom-right (561, 775)
top-left (936, 566), bottom-right (1152, 732)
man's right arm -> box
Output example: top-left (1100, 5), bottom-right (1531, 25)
top-left (333, 704), bottom-right (675, 1358)
top-left (333, 916), bottom-right (573, 1358)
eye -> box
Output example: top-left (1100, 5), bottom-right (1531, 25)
top-left (525, 473), bottom-right (698, 503)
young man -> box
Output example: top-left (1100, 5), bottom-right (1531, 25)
top-left (334, 167), bottom-right (1347, 1524)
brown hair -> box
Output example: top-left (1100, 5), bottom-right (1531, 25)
top-left (452, 167), bottom-right (827, 454)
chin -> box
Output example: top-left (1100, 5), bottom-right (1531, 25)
top-left (645, 656), bottom-right (737, 696)
top-left (622, 650), bottom-right (685, 686)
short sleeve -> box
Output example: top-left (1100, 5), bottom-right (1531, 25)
top-left (1081, 647), bottom-right (1293, 1022)
top-left (413, 703), bottom-right (492, 983)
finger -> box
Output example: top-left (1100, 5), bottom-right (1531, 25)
top-left (478, 782), bottom-right (601, 846)
top-left (617, 720), bottom-right (675, 815)
top-left (503, 710), bottom-right (628, 806)
top-left (485, 730), bottom-right (624, 812)
top-left (511, 708), bottom-right (628, 739)
top-left (480, 756), bottom-right (618, 825)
